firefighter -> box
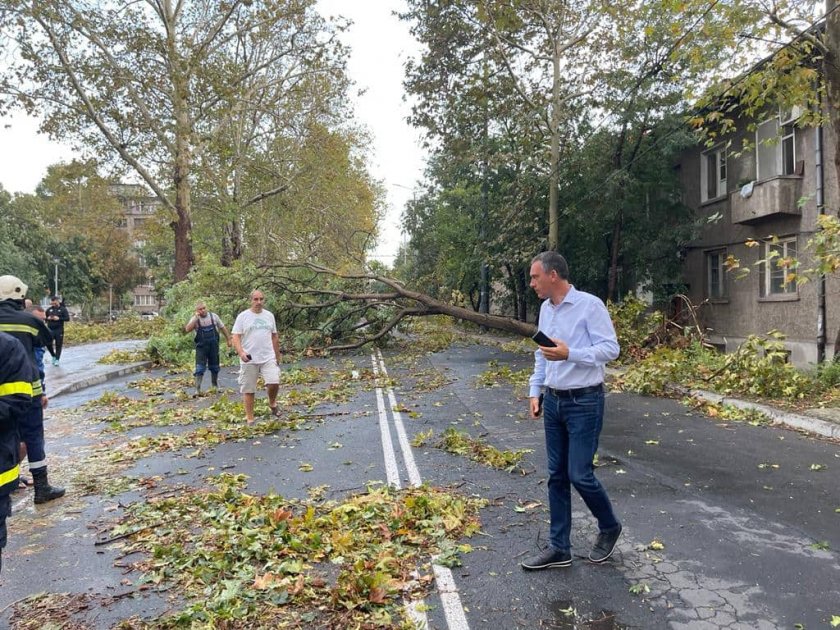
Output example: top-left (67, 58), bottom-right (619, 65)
top-left (0, 276), bottom-right (65, 504)
top-left (0, 332), bottom-right (36, 572)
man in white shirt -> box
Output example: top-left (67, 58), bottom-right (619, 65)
top-left (521, 251), bottom-right (622, 571)
top-left (231, 290), bottom-right (282, 423)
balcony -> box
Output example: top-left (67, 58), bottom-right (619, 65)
top-left (730, 176), bottom-right (802, 224)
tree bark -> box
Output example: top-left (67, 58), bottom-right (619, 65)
top-left (166, 1), bottom-right (194, 282)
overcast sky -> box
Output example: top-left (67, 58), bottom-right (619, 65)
top-left (0, 0), bottom-right (426, 266)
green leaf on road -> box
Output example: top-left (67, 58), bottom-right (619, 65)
top-left (809, 464), bottom-right (826, 471)
top-left (644, 440), bottom-right (659, 445)
top-left (830, 615), bottom-right (840, 627)
top-left (298, 462), bottom-right (313, 472)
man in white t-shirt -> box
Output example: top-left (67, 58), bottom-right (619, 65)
top-left (231, 290), bottom-right (282, 423)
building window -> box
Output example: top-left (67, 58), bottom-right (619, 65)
top-left (762, 237), bottom-right (797, 296)
top-left (701, 146), bottom-right (726, 202)
top-left (134, 294), bottom-right (156, 307)
top-left (756, 117), bottom-right (797, 181)
top-left (706, 249), bottom-right (727, 299)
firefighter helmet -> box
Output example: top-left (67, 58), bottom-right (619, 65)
top-left (0, 275), bottom-right (28, 301)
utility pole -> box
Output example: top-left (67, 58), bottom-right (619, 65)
top-left (479, 60), bottom-right (490, 316)
top-left (53, 257), bottom-right (60, 297)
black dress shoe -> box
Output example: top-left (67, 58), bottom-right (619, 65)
top-left (520, 547), bottom-right (572, 570)
top-left (589, 524), bottom-right (622, 563)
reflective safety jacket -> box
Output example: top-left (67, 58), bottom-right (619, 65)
top-left (0, 332), bottom-right (35, 495)
top-left (0, 300), bottom-right (54, 397)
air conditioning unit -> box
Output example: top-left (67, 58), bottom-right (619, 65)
top-left (779, 105), bottom-right (804, 125)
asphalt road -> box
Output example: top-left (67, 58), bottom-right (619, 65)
top-left (1, 340), bottom-right (838, 629)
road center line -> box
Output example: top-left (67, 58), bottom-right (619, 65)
top-left (372, 354), bottom-right (427, 628)
top-left (371, 356), bottom-right (401, 488)
top-left (374, 350), bottom-right (471, 630)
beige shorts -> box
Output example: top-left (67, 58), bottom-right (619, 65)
top-left (238, 361), bottom-right (280, 394)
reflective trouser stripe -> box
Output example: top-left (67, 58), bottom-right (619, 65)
top-left (28, 459), bottom-right (46, 470)
top-left (0, 381), bottom-right (33, 397)
top-left (0, 465), bottom-right (19, 487)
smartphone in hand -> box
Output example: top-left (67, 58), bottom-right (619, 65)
top-left (531, 330), bottom-right (557, 347)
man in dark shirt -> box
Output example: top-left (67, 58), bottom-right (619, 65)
top-left (45, 295), bottom-right (70, 366)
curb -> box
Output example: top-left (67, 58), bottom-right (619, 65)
top-left (681, 387), bottom-right (840, 440)
top-left (49, 361), bottom-right (154, 399)
top-left (604, 366), bottom-right (840, 440)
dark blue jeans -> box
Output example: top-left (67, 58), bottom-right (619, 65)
top-left (543, 388), bottom-right (619, 551)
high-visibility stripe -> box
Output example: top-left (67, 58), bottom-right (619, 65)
top-left (32, 380), bottom-right (43, 396)
top-left (0, 464), bottom-right (20, 487)
top-left (0, 323), bottom-right (39, 336)
top-left (0, 381), bottom-right (33, 397)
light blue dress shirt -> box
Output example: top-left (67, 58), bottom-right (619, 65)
top-left (528, 286), bottom-right (620, 398)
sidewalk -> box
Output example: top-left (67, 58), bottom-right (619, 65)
top-left (45, 339), bottom-right (152, 398)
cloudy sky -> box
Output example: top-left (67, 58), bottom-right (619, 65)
top-left (0, 0), bottom-right (426, 266)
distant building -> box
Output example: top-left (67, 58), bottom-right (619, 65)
top-left (110, 183), bottom-right (164, 315)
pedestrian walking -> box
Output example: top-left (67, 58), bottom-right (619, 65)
top-left (185, 301), bottom-right (232, 394)
top-left (0, 275), bottom-right (65, 504)
top-left (45, 295), bottom-right (69, 366)
top-left (231, 290), bottom-right (281, 424)
top-left (521, 252), bottom-right (622, 570)
top-left (0, 332), bottom-right (37, 573)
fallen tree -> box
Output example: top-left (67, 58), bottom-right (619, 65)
top-left (263, 260), bottom-right (536, 351)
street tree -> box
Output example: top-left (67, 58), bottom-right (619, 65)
top-left (0, 0), bottom-right (348, 281)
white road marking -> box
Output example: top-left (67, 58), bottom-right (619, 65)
top-left (373, 351), bottom-right (471, 630)
top-left (372, 354), bottom-right (426, 628)
top-left (371, 356), bottom-right (401, 488)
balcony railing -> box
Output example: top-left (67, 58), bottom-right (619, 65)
top-left (730, 175), bottom-right (802, 224)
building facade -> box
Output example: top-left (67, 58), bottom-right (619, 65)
top-left (110, 183), bottom-right (163, 316)
top-left (680, 109), bottom-right (839, 366)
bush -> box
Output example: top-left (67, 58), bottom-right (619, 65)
top-left (620, 332), bottom-right (828, 403)
top-left (608, 296), bottom-right (664, 363)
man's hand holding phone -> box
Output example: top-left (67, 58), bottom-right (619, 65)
top-left (531, 330), bottom-right (570, 360)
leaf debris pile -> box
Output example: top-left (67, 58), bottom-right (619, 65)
top-left (106, 474), bottom-right (484, 628)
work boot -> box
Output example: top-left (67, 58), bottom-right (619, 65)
top-left (32, 467), bottom-right (66, 504)
top-left (194, 374), bottom-right (203, 395)
top-left (210, 372), bottom-right (219, 390)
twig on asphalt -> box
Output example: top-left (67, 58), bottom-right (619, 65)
top-left (95, 522), bottom-right (161, 546)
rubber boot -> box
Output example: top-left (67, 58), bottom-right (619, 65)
top-left (194, 374), bottom-right (203, 395)
top-left (210, 372), bottom-right (219, 390)
top-left (32, 467), bottom-right (66, 504)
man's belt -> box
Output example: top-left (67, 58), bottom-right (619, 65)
top-left (545, 384), bottom-right (603, 398)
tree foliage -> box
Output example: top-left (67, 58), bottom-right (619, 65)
top-left (0, 0), bottom-right (358, 281)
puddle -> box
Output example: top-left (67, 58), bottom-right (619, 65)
top-left (548, 600), bottom-right (626, 629)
